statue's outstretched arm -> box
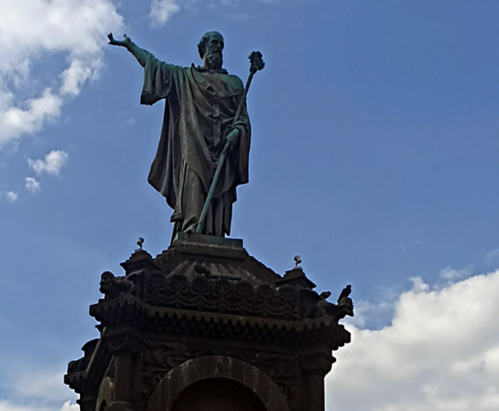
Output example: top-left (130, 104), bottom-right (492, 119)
top-left (108, 33), bottom-right (152, 68)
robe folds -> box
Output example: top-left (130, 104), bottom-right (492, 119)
top-left (140, 54), bottom-right (250, 237)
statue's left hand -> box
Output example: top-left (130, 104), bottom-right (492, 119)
top-left (225, 128), bottom-right (240, 146)
top-left (213, 128), bottom-right (240, 156)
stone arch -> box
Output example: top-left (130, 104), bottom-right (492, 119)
top-left (96, 376), bottom-right (114, 411)
top-left (147, 355), bottom-right (291, 411)
top-left (172, 378), bottom-right (265, 411)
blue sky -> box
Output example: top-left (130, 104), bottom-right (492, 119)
top-left (1, 1), bottom-right (499, 410)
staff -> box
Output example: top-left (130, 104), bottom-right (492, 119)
top-left (196, 51), bottom-right (265, 234)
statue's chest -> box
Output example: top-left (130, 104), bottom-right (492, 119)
top-left (191, 71), bottom-right (240, 99)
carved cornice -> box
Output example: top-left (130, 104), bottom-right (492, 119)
top-left (128, 271), bottom-right (300, 321)
top-left (106, 335), bottom-right (142, 356)
top-left (300, 352), bottom-right (334, 376)
top-left (90, 294), bottom-right (351, 350)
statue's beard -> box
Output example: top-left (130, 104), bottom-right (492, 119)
top-left (206, 52), bottom-right (223, 70)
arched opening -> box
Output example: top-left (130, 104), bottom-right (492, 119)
top-left (172, 378), bottom-right (266, 411)
top-left (147, 356), bottom-right (290, 411)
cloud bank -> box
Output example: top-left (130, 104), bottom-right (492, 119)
top-left (0, 0), bottom-right (123, 147)
top-left (0, 367), bottom-right (78, 411)
top-left (327, 270), bottom-right (499, 411)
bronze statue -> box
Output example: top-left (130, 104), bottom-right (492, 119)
top-left (108, 31), bottom-right (260, 238)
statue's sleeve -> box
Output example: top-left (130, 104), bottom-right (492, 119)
top-left (140, 54), bottom-right (175, 105)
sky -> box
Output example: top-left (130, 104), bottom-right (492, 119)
top-left (1, 0), bottom-right (499, 410)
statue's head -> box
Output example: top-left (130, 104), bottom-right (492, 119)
top-left (198, 31), bottom-right (224, 70)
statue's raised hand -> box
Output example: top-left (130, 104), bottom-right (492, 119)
top-left (108, 33), bottom-right (131, 48)
top-left (108, 33), bottom-right (149, 67)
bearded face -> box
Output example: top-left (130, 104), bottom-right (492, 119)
top-left (202, 33), bottom-right (224, 70)
top-left (206, 48), bottom-right (223, 70)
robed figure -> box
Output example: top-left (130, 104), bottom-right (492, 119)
top-left (109, 31), bottom-right (250, 238)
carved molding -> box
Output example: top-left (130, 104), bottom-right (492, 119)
top-left (300, 353), bottom-right (333, 376)
top-left (129, 272), bottom-right (299, 320)
top-left (141, 341), bottom-right (300, 410)
top-left (106, 335), bottom-right (142, 356)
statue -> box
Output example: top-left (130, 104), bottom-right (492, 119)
top-left (108, 31), bottom-right (263, 238)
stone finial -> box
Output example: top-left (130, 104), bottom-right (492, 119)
top-left (137, 237), bottom-right (144, 250)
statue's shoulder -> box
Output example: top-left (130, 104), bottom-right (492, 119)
top-left (147, 55), bottom-right (186, 74)
top-left (227, 73), bottom-right (243, 85)
top-left (225, 74), bottom-right (244, 93)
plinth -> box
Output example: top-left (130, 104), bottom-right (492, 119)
top-left (65, 234), bottom-right (353, 411)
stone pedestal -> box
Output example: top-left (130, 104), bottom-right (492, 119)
top-left (65, 235), bottom-right (353, 411)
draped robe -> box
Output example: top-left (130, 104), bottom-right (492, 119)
top-left (140, 54), bottom-right (251, 237)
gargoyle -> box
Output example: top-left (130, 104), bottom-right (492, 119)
top-left (302, 286), bottom-right (354, 320)
top-left (336, 284), bottom-right (354, 317)
top-left (99, 271), bottom-right (135, 299)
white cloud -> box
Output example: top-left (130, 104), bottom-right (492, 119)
top-left (60, 402), bottom-right (79, 411)
top-left (149, 0), bottom-right (180, 27)
top-left (0, 400), bottom-right (77, 411)
top-left (28, 150), bottom-right (69, 175)
top-left (440, 265), bottom-right (473, 283)
top-left (409, 275), bottom-right (430, 292)
top-left (147, 0), bottom-right (277, 27)
top-left (1, 89), bottom-right (63, 140)
top-left (60, 59), bottom-right (100, 97)
top-left (327, 269), bottom-right (499, 411)
top-left (0, 402), bottom-right (41, 411)
top-left (0, 0), bottom-right (123, 147)
top-left (485, 249), bottom-right (499, 266)
top-left (5, 191), bottom-right (18, 202)
top-left (0, 366), bottom-right (78, 411)
top-left (15, 372), bottom-right (73, 404)
top-left (25, 177), bottom-right (41, 193)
